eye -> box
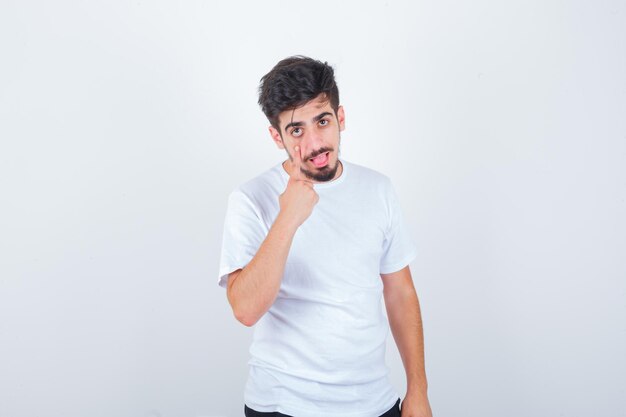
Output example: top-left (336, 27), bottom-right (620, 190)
top-left (319, 119), bottom-right (329, 126)
top-left (291, 128), bottom-right (303, 137)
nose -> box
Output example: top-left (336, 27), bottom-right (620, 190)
top-left (302, 128), bottom-right (324, 159)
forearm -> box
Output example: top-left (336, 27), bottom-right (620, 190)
top-left (386, 289), bottom-right (428, 395)
top-left (228, 213), bottom-right (298, 326)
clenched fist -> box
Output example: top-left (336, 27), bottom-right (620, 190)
top-left (279, 146), bottom-right (319, 228)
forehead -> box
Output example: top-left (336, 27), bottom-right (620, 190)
top-left (278, 95), bottom-right (333, 129)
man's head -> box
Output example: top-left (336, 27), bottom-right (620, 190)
top-left (258, 56), bottom-right (345, 182)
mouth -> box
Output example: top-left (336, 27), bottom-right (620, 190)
top-left (309, 151), bottom-right (330, 168)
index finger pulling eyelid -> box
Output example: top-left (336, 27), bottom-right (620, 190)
top-left (291, 146), bottom-right (302, 178)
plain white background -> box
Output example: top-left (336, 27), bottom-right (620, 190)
top-left (1, 1), bottom-right (625, 416)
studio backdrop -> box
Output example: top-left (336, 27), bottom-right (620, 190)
top-left (0, 1), bottom-right (624, 417)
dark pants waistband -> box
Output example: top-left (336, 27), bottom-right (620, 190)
top-left (244, 397), bottom-right (401, 417)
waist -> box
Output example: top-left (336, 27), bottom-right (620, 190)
top-left (250, 314), bottom-right (390, 384)
top-left (244, 363), bottom-right (399, 417)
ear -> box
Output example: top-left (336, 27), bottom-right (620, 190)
top-left (337, 106), bottom-right (346, 132)
top-left (268, 126), bottom-right (285, 149)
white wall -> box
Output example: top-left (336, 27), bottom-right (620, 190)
top-left (1, 1), bottom-right (624, 416)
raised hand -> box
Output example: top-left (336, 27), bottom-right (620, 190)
top-left (278, 146), bottom-right (319, 228)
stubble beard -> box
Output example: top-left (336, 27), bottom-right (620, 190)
top-left (303, 154), bottom-right (340, 182)
top-left (287, 137), bottom-right (342, 182)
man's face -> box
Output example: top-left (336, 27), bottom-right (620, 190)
top-left (269, 94), bottom-right (345, 182)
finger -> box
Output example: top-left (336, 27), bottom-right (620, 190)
top-left (290, 145), bottom-right (304, 180)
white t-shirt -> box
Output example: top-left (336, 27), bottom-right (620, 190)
top-left (218, 158), bottom-right (417, 417)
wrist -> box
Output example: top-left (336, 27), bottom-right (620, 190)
top-left (274, 212), bottom-right (300, 234)
top-left (406, 382), bottom-right (428, 397)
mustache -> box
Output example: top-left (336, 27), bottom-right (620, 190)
top-left (306, 148), bottom-right (333, 160)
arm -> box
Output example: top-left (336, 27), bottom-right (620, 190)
top-left (382, 265), bottom-right (433, 416)
top-left (227, 213), bottom-right (298, 327)
top-left (227, 146), bottom-right (318, 327)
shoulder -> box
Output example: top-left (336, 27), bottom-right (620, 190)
top-left (343, 160), bottom-right (394, 191)
top-left (228, 163), bottom-right (284, 206)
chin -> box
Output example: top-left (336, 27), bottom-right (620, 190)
top-left (306, 157), bottom-right (340, 182)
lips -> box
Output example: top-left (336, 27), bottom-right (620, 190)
top-left (310, 151), bottom-right (329, 168)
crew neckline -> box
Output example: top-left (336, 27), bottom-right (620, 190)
top-left (279, 158), bottom-right (348, 189)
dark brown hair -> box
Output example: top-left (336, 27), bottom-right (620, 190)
top-left (258, 55), bottom-right (340, 131)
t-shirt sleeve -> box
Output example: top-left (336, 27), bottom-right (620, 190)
top-left (379, 179), bottom-right (418, 274)
top-left (217, 190), bottom-right (267, 289)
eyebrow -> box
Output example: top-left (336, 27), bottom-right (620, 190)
top-left (283, 111), bottom-right (333, 133)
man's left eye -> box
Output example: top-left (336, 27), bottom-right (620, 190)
top-left (319, 119), bottom-right (328, 126)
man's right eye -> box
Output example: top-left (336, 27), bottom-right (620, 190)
top-left (291, 128), bottom-right (303, 137)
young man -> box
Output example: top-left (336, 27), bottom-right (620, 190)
top-left (218, 56), bottom-right (433, 417)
